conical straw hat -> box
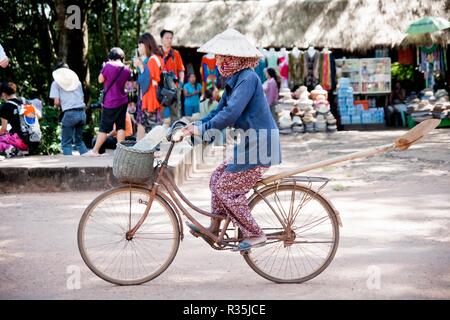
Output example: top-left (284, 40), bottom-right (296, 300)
top-left (197, 28), bottom-right (264, 58)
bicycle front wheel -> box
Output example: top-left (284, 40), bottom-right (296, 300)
top-left (243, 184), bottom-right (340, 284)
top-left (78, 186), bottom-right (180, 285)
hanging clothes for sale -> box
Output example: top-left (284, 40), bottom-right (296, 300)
top-left (254, 57), bottom-right (267, 83)
top-left (417, 44), bottom-right (448, 89)
top-left (278, 56), bottom-right (289, 88)
top-left (319, 49), bottom-right (336, 91)
top-left (200, 53), bottom-right (221, 94)
top-left (266, 49), bottom-right (279, 71)
top-left (288, 50), bottom-right (304, 89)
top-left (303, 48), bottom-right (320, 91)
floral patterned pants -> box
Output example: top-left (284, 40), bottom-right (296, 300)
top-left (210, 161), bottom-right (269, 237)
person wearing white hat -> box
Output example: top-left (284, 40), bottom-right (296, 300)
top-left (176, 28), bottom-right (282, 251)
top-left (49, 62), bottom-right (88, 156)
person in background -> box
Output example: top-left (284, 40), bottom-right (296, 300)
top-left (84, 48), bottom-right (131, 157)
top-left (390, 81), bottom-right (406, 105)
top-left (160, 29), bottom-right (185, 123)
top-left (199, 88), bottom-right (219, 118)
top-left (0, 44), bottom-right (9, 68)
top-left (183, 73), bottom-right (202, 117)
top-left (264, 67), bottom-right (281, 125)
top-left (134, 32), bottom-right (164, 140)
top-left (50, 63), bottom-right (88, 156)
top-left (92, 112), bottom-right (133, 154)
top-left (0, 82), bottom-right (31, 156)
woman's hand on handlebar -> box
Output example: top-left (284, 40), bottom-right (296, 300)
top-left (172, 123), bottom-right (199, 142)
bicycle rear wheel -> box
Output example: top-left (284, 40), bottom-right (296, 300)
top-left (78, 186), bottom-right (180, 285)
top-left (243, 184), bottom-right (339, 284)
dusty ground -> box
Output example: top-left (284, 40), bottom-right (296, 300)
top-left (0, 128), bottom-right (449, 299)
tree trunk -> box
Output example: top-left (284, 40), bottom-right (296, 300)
top-left (97, 10), bottom-right (108, 58)
top-left (112, 0), bottom-right (120, 47)
top-left (61, 0), bottom-right (90, 103)
top-left (54, 0), bottom-right (68, 62)
top-left (136, 0), bottom-right (145, 38)
top-left (36, 2), bottom-right (58, 69)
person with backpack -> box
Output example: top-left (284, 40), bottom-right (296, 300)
top-left (84, 48), bottom-right (132, 157)
top-left (50, 63), bottom-right (88, 156)
top-left (134, 32), bottom-right (164, 140)
top-left (160, 29), bottom-right (185, 124)
top-left (0, 82), bottom-right (36, 156)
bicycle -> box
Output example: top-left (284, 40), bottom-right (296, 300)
top-left (77, 119), bottom-right (438, 286)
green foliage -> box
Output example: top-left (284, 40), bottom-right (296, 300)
top-left (36, 105), bottom-right (61, 155)
top-left (1, 0), bottom-right (153, 104)
top-left (89, 0), bottom-right (153, 99)
top-left (0, 1), bottom-right (54, 100)
top-left (1, 0), bottom-right (153, 156)
top-left (391, 62), bottom-right (414, 81)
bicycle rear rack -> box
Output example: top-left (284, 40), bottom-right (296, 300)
top-left (267, 176), bottom-right (330, 195)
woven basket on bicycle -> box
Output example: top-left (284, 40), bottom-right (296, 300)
top-left (113, 141), bottom-right (154, 185)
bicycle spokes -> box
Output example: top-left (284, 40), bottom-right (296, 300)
top-left (244, 183), bottom-right (339, 283)
top-left (78, 187), bottom-right (180, 285)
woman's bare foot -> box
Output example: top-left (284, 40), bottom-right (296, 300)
top-left (206, 217), bottom-right (222, 235)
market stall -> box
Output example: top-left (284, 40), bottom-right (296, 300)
top-left (335, 57), bottom-right (391, 130)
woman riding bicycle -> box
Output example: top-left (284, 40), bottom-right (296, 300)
top-left (177, 28), bottom-right (282, 251)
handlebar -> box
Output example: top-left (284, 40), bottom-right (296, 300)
top-left (166, 119), bottom-right (188, 142)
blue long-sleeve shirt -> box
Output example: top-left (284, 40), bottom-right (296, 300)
top-left (194, 68), bottom-right (282, 172)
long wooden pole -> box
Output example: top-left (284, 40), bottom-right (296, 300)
top-left (258, 143), bottom-right (396, 186)
top-left (258, 119), bottom-right (441, 186)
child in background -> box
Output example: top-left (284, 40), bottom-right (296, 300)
top-left (199, 88), bottom-right (219, 118)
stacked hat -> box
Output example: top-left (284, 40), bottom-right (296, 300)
top-left (302, 110), bottom-right (316, 133)
top-left (326, 113), bottom-right (337, 131)
top-left (290, 106), bottom-right (304, 118)
top-left (410, 100), bottom-right (433, 122)
top-left (303, 105), bottom-right (316, 115)
top-left (292, 85), bottom-right (308, 100)
top-left (435, 89), bottom-right (449, 101)
top-left (290, 107), bottom-right (304, 133)
top-left (406, 98), bottom-right (421, 113)
top-left (278, 109), bottom-right (293, 134)
top-left (297, 92), bottom-right (313, 109)
top-left (422, 89), bottom-right (434, 100)
top-left (311, 85), bottom-right (328, 101)
top-left (314, 114), bottom-right (327, 132)
top-left (314, 94), bottom-right (331, 114)
top-left (432, 102), bottom-right (450, 119)
top-left (279, 87), bottom-right (291, 98)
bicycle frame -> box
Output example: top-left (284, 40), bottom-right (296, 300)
top-left (126, 138), bottom-right (341, 248)
top-left (126, 140), bottom-right (293, 248)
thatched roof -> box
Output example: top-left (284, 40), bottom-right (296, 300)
top-left (147, 0), bottom-right (450, 51)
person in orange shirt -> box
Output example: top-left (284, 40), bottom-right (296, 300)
top-left (160, 29), bottom-right (185, 124)
top-left (134, 32), bottom-right (164, 141)
top-left (93, 112), bottom-right (134, 154)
